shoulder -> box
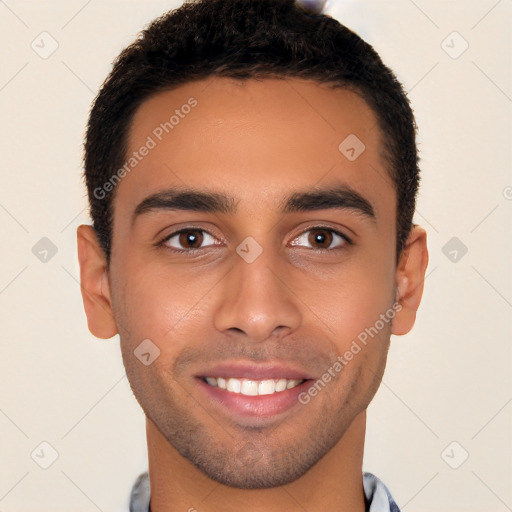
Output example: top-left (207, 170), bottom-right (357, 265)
top-left (363, 472), bottom-right (401, 512)
top-left (128, 472), bottom-right (150, 512)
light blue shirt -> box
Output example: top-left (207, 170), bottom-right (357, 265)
top-left (127, 471), bottom-right (401, 511)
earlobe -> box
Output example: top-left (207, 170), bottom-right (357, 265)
top-left (391, 226), bottom-right (429, 336)
top-left (76, 225), bottom-right (118, 339)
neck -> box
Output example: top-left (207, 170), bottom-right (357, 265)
top-left (146, 411), bottom-right (367, 512)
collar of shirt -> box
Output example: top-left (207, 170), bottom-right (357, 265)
top-left (126, 471), bottom-right (401, 512)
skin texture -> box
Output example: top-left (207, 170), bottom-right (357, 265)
top-left (77, 77), bottom-right (428, 512)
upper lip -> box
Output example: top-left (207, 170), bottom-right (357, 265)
top-left (197, 361), bottom-right (314, 380)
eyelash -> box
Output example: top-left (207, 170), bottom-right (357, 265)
top-left (157, 226), bottom-right (352, 254)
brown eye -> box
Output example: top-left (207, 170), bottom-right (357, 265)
top-left (290, 227), bottom-right (348, 251)
top-left (178, 230), bottom-right (203, 249)
top-left (163, 229), bottom-right (218, 251)
top-left (307, 229), bottom-right (333, 249)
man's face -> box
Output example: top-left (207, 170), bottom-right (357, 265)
top-left (107, 78), bottom-right (399, 488)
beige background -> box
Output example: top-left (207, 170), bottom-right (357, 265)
top-left (1, 1), bottom-right (511, 511)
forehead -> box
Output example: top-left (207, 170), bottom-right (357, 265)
top-left (117, 77), bottom-right (393, 219)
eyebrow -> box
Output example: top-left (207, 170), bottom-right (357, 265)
top-left (131, 185), bottom-right (376, 226)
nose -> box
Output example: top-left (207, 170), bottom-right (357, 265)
top-left (213, 250), bottom-right (302, 343)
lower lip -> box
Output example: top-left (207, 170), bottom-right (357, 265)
top-left (195, 377), bottom-right (312, 423)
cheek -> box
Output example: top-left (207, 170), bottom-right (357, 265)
top-left (300, 255), bottom-right (396, 348)
top-left (110, 258), bottom-right (221, 357)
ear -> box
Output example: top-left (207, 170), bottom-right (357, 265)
top-left (76, 225), bottom-right (118, 339)
top-left (391, 225), bottom-right (429, 336)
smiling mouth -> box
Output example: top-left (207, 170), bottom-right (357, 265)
top-left (201, 376), bottom-right (307, 396)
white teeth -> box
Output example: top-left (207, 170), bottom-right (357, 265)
top-left (203, 377), bottom-right (304, 395)
top-left (226, 378), bottom-right (240, 393)
top-left (287, 379), bottom-right (300, 389)
top-left (275, 378), bottom-right (288, 392)
top-left (258, 380), bottom-right (275, 395)
top-left (241, 380), bottom-right (259, 395)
